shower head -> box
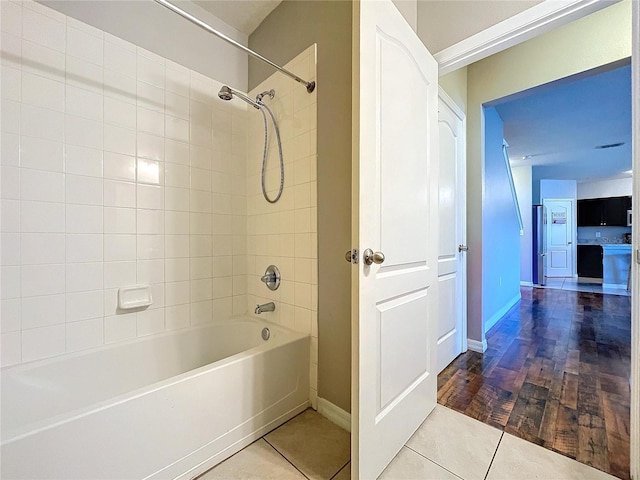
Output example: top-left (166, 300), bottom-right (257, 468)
top-left (217, 86), bottom-right (260, 109)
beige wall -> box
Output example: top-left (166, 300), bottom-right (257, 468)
top-left (439, 66), bottom-right (468, 113)
top-left (249, 1), bottom-right (353, 413)
top-left (391, 0), bottom-right (417, 32)
top-left (466, 1), bottom-right (632, 343)
top-left (417, 0), bottom-right (543, 53)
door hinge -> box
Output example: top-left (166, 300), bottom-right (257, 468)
top-left (636, 249), bottom-right (640, 265)
top-left (345, 248), bottom-right (359, 264)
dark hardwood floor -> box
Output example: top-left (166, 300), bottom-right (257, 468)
top-left (438, 287), bottom-right (631, 479)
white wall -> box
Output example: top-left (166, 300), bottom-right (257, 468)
top-left (0, 1), bottom-right (248, 366)
top-left (513, 166), bottom-right (532, 284)
top-left (39, 0), bottom-right (248, 91)
top-left (578, 177), bottom-right (633, 199)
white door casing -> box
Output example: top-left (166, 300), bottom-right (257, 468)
top-left (352, 0), bottom-right (440, 478)
top-left (437, 90), bottom-right (467, 374)
top-left (543, 199), bottom-right (574, 278)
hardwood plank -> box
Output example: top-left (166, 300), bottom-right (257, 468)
top-left (437, 287), bottom-right (630, 480)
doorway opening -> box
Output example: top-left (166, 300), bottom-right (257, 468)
top-left (437, 8), bottom-right (633, 479)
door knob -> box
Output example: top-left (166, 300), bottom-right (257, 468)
top-left (363, 248), bottom-right (385, 265)
top-left (568, 241), bottom-right (572, 245)
top-left (458, 245), bottom-right (469, 252)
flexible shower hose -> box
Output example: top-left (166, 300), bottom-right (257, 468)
top-left (257, 101), bottom-right (284, 204)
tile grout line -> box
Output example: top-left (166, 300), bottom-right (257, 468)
top-left (328, 460), bottom-right (350, 480)
top-left (404, 444), bottom-right (464, 479)
top-left (483, 432), bottom-right (504, 480)
top-left (262, 437), bottom-right (311, 480)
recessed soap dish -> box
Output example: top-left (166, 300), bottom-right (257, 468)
top-left (118, 285), bottom-right (153, 310)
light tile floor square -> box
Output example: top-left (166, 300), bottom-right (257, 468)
top-left (406, 404), bottom-right (502, 480)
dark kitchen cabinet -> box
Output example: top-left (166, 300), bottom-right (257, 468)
top-left (577, 245), bottom-right (603, 278)
top-left (577, 196), bottom-right (631, 226)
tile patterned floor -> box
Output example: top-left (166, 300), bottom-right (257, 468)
top-left (438, 287), bottom-right (631, 480)
top-left (542, 277), bottom-right (630, 296)
top-left (197, 405), bottom-right (618, 479)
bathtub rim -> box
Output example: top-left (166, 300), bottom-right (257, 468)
top-left (1, 316), bottom-right (309, 444)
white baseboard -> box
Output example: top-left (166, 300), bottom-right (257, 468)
top-left (520, 281), bottom-right (533, 287)
top-left (484, 293), bottom-right (521, 334)
top-left (317, 397), bottom-right (351, 432)
top-left (467, 338), bottom-right (487, 353)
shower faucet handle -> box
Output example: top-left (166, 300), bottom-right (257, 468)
top-left (260, 265), bottom-right (281, 291)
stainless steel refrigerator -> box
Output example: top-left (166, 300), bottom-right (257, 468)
top-left (532, 205), bottom-right (546, 286)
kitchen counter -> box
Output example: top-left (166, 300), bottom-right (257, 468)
top-left (602, 244), bottom-right (632, 288)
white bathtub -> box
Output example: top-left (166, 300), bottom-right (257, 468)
top-left (1, 318), bottom-right (310, 479)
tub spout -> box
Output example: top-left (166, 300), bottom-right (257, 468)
top-left (255, 302), bottom-right (275, 314)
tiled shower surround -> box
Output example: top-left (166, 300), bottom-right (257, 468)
top-left (0, 0), bottom-right (318, 398)
top-left (247, 46), bottom-right (318, 406)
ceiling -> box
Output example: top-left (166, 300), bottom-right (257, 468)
top-left (494, 63), bottom-right (632, 183)
top-left (194, 0), bottom-right (282, 35)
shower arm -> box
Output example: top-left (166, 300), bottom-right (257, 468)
top-left (153, 0), bottom-right (316, 93)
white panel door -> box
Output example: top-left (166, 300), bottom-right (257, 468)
top-left (353, 0), bottom-right (439, 478)
top-left (437, 90), bottom-right (466, 374)
top-left (543, 199), bottom-right (573, 277)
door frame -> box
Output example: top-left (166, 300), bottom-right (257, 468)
top-left (542, 198), bottom-right (576, 278)
top-left (352, 2), bottom-right (639, 479)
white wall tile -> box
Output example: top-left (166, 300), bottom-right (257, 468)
top-left (103, 261), bottom-right (136, 289)
top-left (137, 259), bottom-right (164, 285)
top-left (21, 294), bottom-right (65, 328)
top-left (138, 132), bottom-right (164, 161)
top-left (104, 234), bottom-right (136, 261)
top-left (104, 125), bottom-right (136, 156)
top-left (1, 199), bottom-right (20, 233)
top-left (66, 262), bottom-right (103, 293)
top-left (66, 317), bottom-right (104, 353)
top-left (66, 290), bottom-right (104, 322)
top-left (65, 145), bottom-right (103, 178)
top-left (20, 168), bottom-right (63, 202)
top-left (165, 139), bottom-right (189, 165)
top-left (22, 7), bottom-right (65, 52)
top-left (21, 324), bottom-right (65, 362)
top-left (104, 180), bottom-right (136, 208)
top-left (165, 304), bottom-right (189, 330)
top-left (66, 204), bottom-right (103, 233)
top-left (104, 313), bottom-right (136, 343)
top-left (1, 132), bottom-right (20, 166)
top-left (22, 72), bottom-right (64, 111)
top-left (21, 233), bottom-right (65, 264)
top-left (136, 308), bottom-right (164, 336)
top-left (65, 56), bottom-right (103, 94)
top-left (104, 41), bottom-right (136, 77)
top-left (20, 136), bottom-right (63, 172)
top-left (21, 264), bottom-right (65, 297)
top-left (137, 234), bottom-right (164, 260)
top-left (1, 233), bottom-right (20, 266)
top-left (137, 55), bottom-right (164, 88)
top-left (137, 209), bottom-right (164, 234)
top-left (103, 152), bottom-right (135, 181)
top-left (66, 174), bottom-right (103, 205)
top-left (66, 84), bottom-right (103, 121)
top-left (104, 97), bottom-right (136, 129)
top-left (1, 1), bottom-right (22, 37)
top-left (65, 115), bottom-right (103, 150)
top-left (66, 27), bottom-right (103, 66)
top-left (137, 158), bottom-right (162, 185)
top-left (66, 234), bottom-right (103, 263)
top-left (137, 106), bottom-right (164, 136)
top-left (1, 331), bottom-right (21, 366)
top-left (21, 104), bottom-right (64, 142)
top-left (104, 207), bottom-right (136, 234)
top-left (137, 184), bottom-right (163, 209)
top-left (1, 166), bottom-right (20, 199)
top-left (165, 281), bottom-right (189, 306)
top-left (22, 201), bottom-right (64, 232)
top-left (1, 298), bottom-right (21, 333)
